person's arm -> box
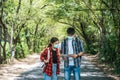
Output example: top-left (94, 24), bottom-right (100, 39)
top-left (77, 52), bottom-right (84, 57)
top-left (60, 41), bottom-right (68, 60)
top-left (77, 40), bottom-right (85, 57)
top-left (77, 39), bottom-right (85, 57)
top-left (40, 49), bottom-right (45, 62)
top-left (68, 52), bottom-right (84, 58)
top-left (69, 39), bottom-right (85, 58)
top-left (40, 48), bottom-right (49, 63)
top-left (60, 41), bottom-right (64, 57)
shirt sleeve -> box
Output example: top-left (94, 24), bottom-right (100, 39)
top-left (40, 48), bottom-right (47, 61)
top-left (79, 39), bottom-right (84, 52)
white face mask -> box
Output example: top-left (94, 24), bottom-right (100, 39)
top-left (67, 36), bottom-right (74, 40)
top-left (54, 44), bottom-right (59, 48)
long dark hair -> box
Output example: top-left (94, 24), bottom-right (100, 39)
top-left (48, 37), bottom-right (59, 47)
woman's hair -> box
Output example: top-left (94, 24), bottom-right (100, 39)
top-left (48, 37), bottom-right (59, 47)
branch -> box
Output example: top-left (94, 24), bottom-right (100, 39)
top-left (34, 19), bottom-right (41, 36)
top-left (30, 0), bottom-right (33, 5)
top-left (28, 0), bottom-right (33, 14)
top-left (57, 20), bottom-right (73, 26)
top-left (0, 42), bottom-right (3, 48)
top-left (101, 0), bottom-right (110, 8)
top-left (0, 17), bottom-right (7, 29)
top-left (16, 0), bottom-right (21, 14)
top-left (82, 0), bottom-right (102, 31)
top-left (74, 8), bottom-right (120, 11)
top-left (40, 3), bottom-right (49, 9)
top-left (14, 22), bottom-right (26, 44)
top-left (82, 0), bottom-right (100, 19)
top-left (0, 1), bottom-right (3, 18)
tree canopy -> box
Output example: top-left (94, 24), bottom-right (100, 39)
top-left (0, 0), bottom-right (120, 74)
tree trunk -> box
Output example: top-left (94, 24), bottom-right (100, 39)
top-left (9, 22), bottom-right (15, 62)
top-left (18, 35), bottom-right (25, 58)
top-left (3, 27), bottom-right (7, 63)
top-left (25, 28), bottom-right (31, 49)
top-left (0, 26), bottom-right (3, 64)
top-left (33, 24), bottom-right (38, 52)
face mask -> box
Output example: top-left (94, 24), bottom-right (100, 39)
top-left (67, 36), bottom-right (74, 40)
top-left (54, 44), bottom-right (59, 48)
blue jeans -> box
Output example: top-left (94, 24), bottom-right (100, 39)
top-left (64, 66), bottom-right (80, 80)
top-left (44, 64), bottom-right (57, 80)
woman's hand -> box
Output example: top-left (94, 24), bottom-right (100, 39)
top-left (44, 60), bottom-right (49, 64)
top-left (57, 52), bottom-right (61, 56)
top-left (62, 56), bottom-right (67, 60)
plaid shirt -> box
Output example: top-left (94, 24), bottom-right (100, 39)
top-left (40, 47), bottom-right (60, 76)
top-left (61, 37), bottom-right (84, 67)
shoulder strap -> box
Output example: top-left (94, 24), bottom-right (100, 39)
top-left (47, 48), bottom-right (50, 60)
top-left (64, 38), bottom-right (66, 54)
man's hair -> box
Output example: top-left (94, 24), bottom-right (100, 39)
top-left (67, 27), bottom-right (75, 35)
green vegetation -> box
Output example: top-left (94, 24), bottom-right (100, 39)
top-left (0, 0), bottom-right (120, 74)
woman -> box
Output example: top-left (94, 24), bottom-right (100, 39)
top-left (40, 37), bottom-right (60, 80)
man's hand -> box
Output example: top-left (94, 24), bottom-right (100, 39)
top-left (69, 54), bottom-right (78, 58)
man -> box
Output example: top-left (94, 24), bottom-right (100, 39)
top-left (61, 27), bottom-right (84, 80)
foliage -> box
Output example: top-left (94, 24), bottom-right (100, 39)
top-left (0, 0), bottom-right (120, 74)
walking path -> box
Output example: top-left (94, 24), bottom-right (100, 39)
top-left (0, 54), bottom-right (117, 80)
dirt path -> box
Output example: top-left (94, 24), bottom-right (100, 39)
top-left (0, 54), bottom-right (118, 80)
